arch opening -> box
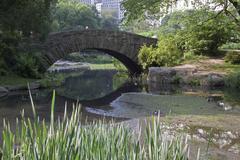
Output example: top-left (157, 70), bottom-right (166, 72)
top-left (80, 48), bottom-right (142, 75)
top-left (45, 48), bottom-right (142, 75)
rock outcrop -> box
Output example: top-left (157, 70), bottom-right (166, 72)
top-left (148, 66), bottom-right (225, 87)
top-left (148, 67), bottom-right (177, 84)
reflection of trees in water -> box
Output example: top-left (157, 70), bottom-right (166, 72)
top-left (112, 72), bottom-right (129, 90)
top-left (223, 88), bottom-right (240, 105)
top-left (58, 70), bottom-right (127, 100)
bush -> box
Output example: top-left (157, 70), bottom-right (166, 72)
top-left (13, 52), bottom-right (43, 78)
top-left (139, 35), bottom-right (183, 69)
top-left (221, 42), bottom-right (240, 50)
top-left (224, 51), bottom-right (240, 64)
top-left (0, 32), bottom-right (43, 78)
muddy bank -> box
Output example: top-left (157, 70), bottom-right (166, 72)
top-left (123, 115), bottom-right (240, 160)
top-left (113, 91), bottom-right (240, 159)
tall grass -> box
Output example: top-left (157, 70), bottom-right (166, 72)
top-left (0, 91), bottom-right (193, 160)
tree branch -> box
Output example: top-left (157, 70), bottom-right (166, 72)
top-left (228, 0), bottom-right (240, 15)
top-left (225, 9), bottom-right (240, 26)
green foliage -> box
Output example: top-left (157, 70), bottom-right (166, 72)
top-left (0, 0), bottom-right (57, 38)
top-left (52, 0), bottom-right (119, 31)
top-left (221, 43), bottom-right (240, 50)
top-left (183, 52), bottom-right (198, 61)
top-left (122, 0), bottom-right (166, 23)
top-left (1, 93), bottom-right (190, 159)
top-left (101, 9), bottom-right (119, 30)
top-left (0, 32), bottom-right (20, 75)
top-left (122, 19), bottom-right (158, 33)
top-left (66, 52), bottom-right (114, 64)
top-left (161, 10), bottom-right (238, 55)
top-left (101, 16), bottom-right (119, 30)
top-left (224, 51), bottom-right (240, 64)
top-left (0, 32), bottom-right (44, 78)
top-left (189, 78), bottom-right (201, 86)
top-left (0, 0), bottom-right (57, 78)
top-left (0, 75), bottom-right (36, 85)
top-left (52, 0), bottom-right (101, 31)
top-left (113, 59), bottom-right (127, 71)
top-left (14, 52), bottom-right (42, 78)
top-left (40, 73), bottom-right (65, 88)
top-left (225, 72), bottom-right (240, 89)
top-left (113, 72), bottom-right (129, 89)
top-left (210, 62), bottom-right (240, 73)
top-left (172, 75), bottom-right (182, 84)
top-left (138, 9), bottom-right (238, 70)
top-left (139, 35), bottom-right (183, 69)
top-left (123, 0), bottom-right (240, 26)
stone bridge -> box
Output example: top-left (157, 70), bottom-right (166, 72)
top-left (42, 30), bottom-right (157, 74)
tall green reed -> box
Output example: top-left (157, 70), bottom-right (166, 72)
top-left (0, 90), bottom-right (193, 160)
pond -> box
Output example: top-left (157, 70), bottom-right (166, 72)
top-left (1, 69), bottom-right (240, 126)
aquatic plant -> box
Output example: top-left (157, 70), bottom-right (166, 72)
top-left (0, 90), bottom-right (195, 160)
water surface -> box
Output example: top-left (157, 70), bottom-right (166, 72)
top-left (0, 70), bottom-right (240, 127)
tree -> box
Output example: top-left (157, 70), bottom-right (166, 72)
top-left (0, 0), bottom-right (57, 77)
top-left (138, 9), bottom-right (238, 69)
top-left (0, 0), bottom-right (57, 38)
top-left (159, 9), bottom-right (238, 55)
top-left (101, 10), bottom-right (119, 30)
top-left (122, 0), bottom-right (240, 25)
top-left (52, 0), bottom-right (101, 31)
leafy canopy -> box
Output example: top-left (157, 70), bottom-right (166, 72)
top-left (160, 9), bottom-right (238, 55)
top-left (0, 0), bottom-right (57, 37)
top-left (52, 0), bottom-right (101, 31)
top-left (122, 0), bottom-right (240, 25)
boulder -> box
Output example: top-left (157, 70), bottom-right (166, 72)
top-left (0, 86), bottom-right (8, 93)
top-left (148, 67), bottom-right (177, 84)
top-left (0, 86), bottom-right (8, 98)
top-left (207, 73), bottom-right (225, 87)
top-left (148, 67), bottom-right (225, 87)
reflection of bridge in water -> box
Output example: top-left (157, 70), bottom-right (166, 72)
top-left (70, 82), bottom-right (141, 107)
top-left (41, 30), bottom-right (157, 75)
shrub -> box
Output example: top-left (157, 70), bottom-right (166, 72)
top-left (139, 35), bottom-right (183, 69)
top-left (0, 32), bottom-right (43, 78)
top-left (224, 51), bottom-right (240, 64)
top-left (189, 78), bottom-right (201, 86)
top-left (220, 42), bottom-right (240, 50)
top-left (13, 52), bottom-right (42, 78)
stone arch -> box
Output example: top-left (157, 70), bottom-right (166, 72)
top-left (41, 30), bottom-right (157, 74)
